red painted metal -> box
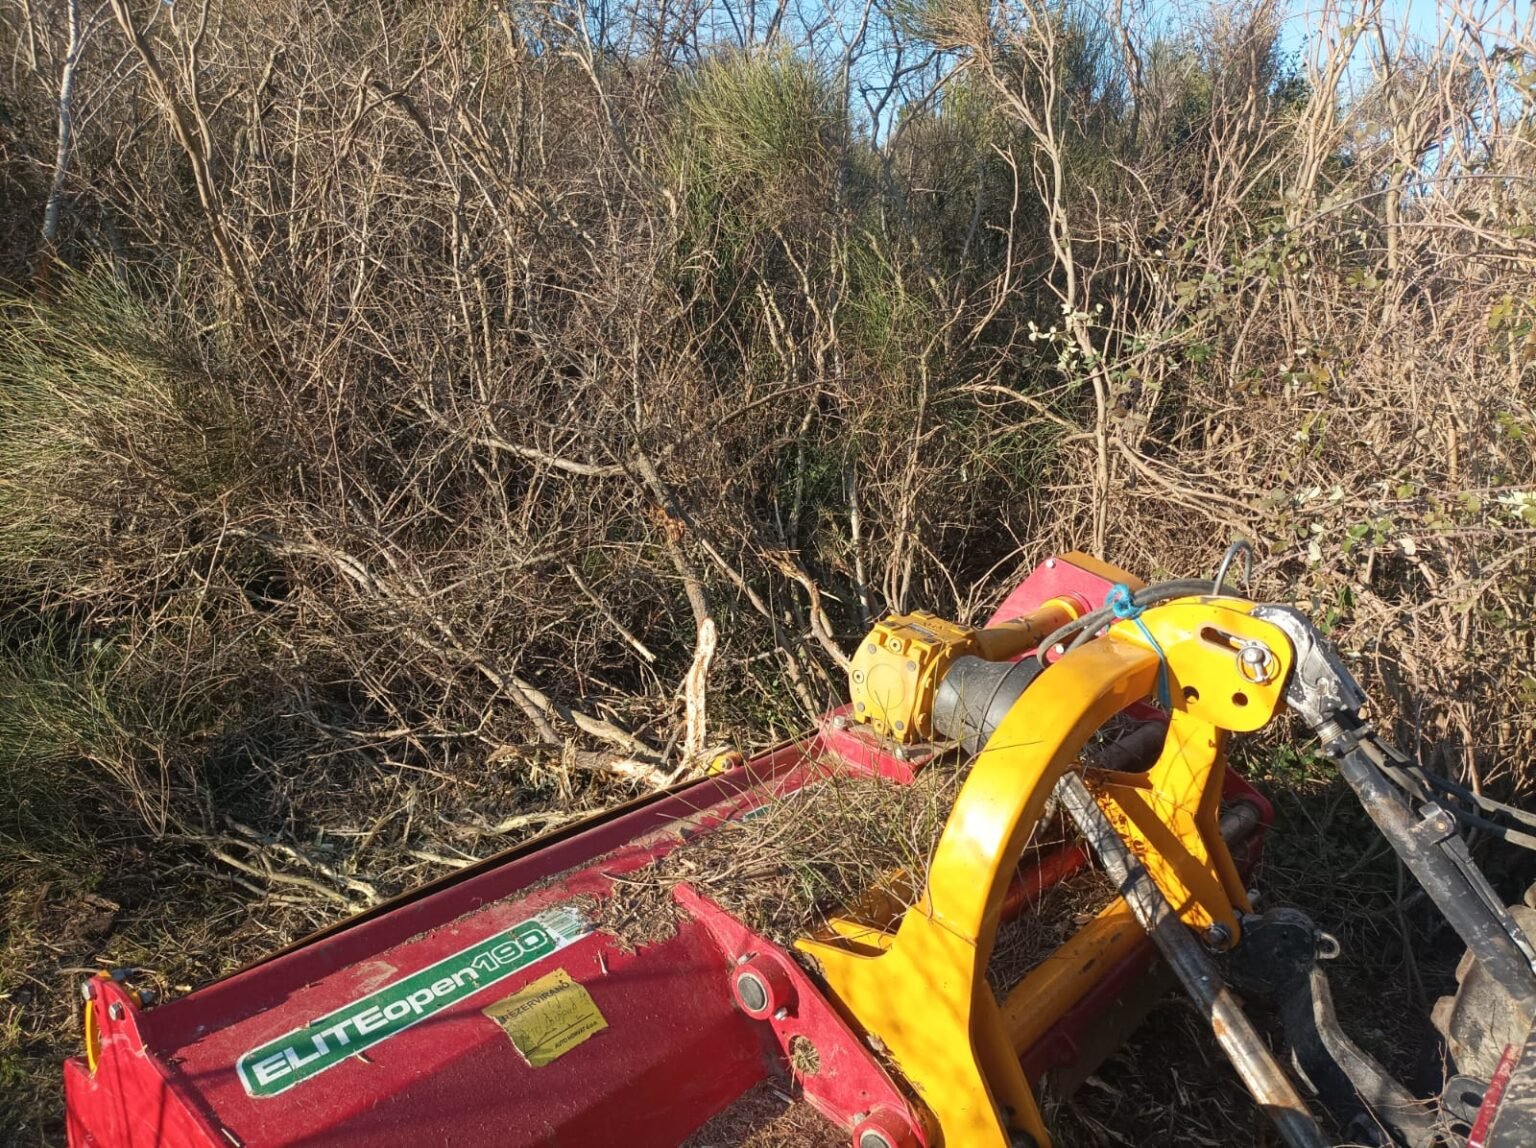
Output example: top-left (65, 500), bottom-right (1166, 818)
top-left (63, 554), bottom-right (1277, 1148)
top-left (1470, 1043), bottom-right (1520, 1148)
top-left (1003, 844), bottom-right (1090, 921)
top-left (817, 704), bottom-right (934, 784)
top-left (677, 885), bottom-right (929, 1144)
top-left (852, 1107), bottom-right (923, 1148)
top-left (985, 554), bottom-right (1109, 628)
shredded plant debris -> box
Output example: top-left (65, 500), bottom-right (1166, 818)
top-left (681, 1082), bottom-right (846, 1148)
top-left (788, 1034), bottom-right (822, 1078)
top-left (589, 765), bottom-right (966, 949)
top-left (588, 760), bottom-right (1118, 1001)
top-left (987, 869), bottom-right (1118, 999)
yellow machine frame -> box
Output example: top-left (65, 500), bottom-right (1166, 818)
top-left (799, 596), bottom-right (1295, 1147)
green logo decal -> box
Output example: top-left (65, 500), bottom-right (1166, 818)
top-left (237, 905), bottom-right (590, 1097)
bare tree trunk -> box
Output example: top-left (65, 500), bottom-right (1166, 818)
top-left (38, 0), bottom-right (84, 262)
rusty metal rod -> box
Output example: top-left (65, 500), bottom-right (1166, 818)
top-left (1057, 772), bottom-right (1331, 1148)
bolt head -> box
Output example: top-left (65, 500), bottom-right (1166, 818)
top-left (108, 1002), bottom-right (125, 1021)
top-left (1045, 558), bottom-right (1057, 568)
top-left (1237, 641), bottom-right (1278, 684)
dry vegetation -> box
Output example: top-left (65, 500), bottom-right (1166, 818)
top-left (0, 0), bottom-right (1534, 1142)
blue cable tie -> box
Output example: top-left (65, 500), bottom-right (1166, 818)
top-left (1105, 583), bottom-right (1172, 710)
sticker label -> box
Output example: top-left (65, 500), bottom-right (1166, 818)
top-left (483, 968), bottom-right (608, 1067)
top-left (237, 905), bottom-right (590, 1097)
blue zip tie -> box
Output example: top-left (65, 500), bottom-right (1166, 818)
top-left (1105, 583), bottom-right (1172, 710)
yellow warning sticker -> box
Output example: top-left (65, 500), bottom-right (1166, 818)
top-left (483, 968), bottom-right (607, 1068)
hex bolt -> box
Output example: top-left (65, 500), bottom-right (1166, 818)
top-left (1045, 558), bottom-right (1057, 568)
top-left (108, 1002), bottom-right (125, 1021)
top-left (1203, 923), bottom-right (1232, 949)
top-left (772, 1007), bottom-right (789, 1021)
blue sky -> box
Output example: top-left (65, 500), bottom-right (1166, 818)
top-left (1279, 0), bottom-right (1530, 74)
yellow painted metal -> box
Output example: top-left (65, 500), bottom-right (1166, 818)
top-left (1091, 598), bottom-right (1292, 942)
top-left (849, 612), bottom-right (979, 742)
top-left (803, 596), bottom-right (1296, 1147)
top-left (82, 971), bottom-right (116, 1074)
top-left (1001, 899), bottom-right (1143, 1054)
top-left (848, 600), bottom-right (1082, 743)
top-left (83, 998), bottom-right (101, 1074)
top-left (1091, 712), bottom-right (1241, 936)
top-left (972, 596), bottom-right (1082, 662)
top-left (802, 637), bottom-right (1162, 1147)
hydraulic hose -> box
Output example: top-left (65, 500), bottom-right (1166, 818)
top-left (1366, 748), bottom-right (1536, 852)
top-left (1375, 758), bottom-right (1536, 852)
top-left (1328, 725), bottom-right (1536, 1006)
top-left (1033, 578), bottom-right (1249, 672)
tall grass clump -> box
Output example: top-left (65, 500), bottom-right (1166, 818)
top-left (0, 272), bottom-right (256, 602)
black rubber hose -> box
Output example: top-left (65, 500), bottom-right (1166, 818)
top-left (1375, 760), bottom-right (1536, 852)
top-left (1419, 767), bottom-right (1536, 834)
top-left (1034, 578), bottom-right (1249, 670)
top-left (931, 655), bottom-right (1043, 752)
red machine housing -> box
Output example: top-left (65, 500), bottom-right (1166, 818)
top-left (63, 555), bottom-right (1272, 1147)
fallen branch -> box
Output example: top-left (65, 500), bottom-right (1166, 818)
top-left (771, 552), bottom-right (851, 670)
top-left (565, 562), bottom-right (658, 663)
top-left (681, 617), bottom-right (718, 767)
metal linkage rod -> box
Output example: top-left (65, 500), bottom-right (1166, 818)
top-left (1056, 773), bottom-right (1331, 1148)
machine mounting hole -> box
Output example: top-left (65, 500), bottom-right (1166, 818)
top-left (1232, 691), bottom-right (1249, 707)
top-left (789, 1034), bottom-right (821, 1076)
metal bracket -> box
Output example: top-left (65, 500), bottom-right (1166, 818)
top-left (1250, 604), bottom-right (1367, 731)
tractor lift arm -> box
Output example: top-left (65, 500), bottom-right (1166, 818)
top-left (1255, 604), bottom-right (1536, 1016)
